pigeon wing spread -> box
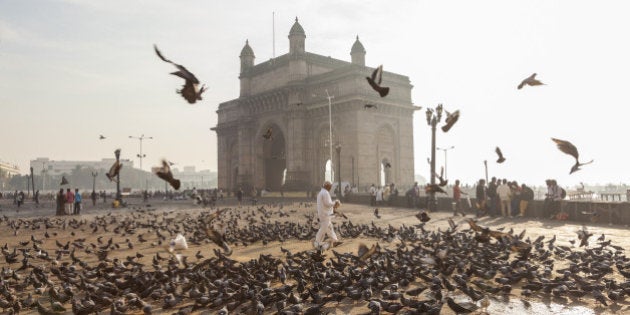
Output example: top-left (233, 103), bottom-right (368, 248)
top-left (551, 138), bottom-right (579, 161)
top-left (156, 159), bottom-right (181, 190)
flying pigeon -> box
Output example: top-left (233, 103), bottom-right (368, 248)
top-left (105, 156), bottom-right (122, 182)
top-left (364, 104), bottom-right (377, 109)
top-left (517, 73), bottom-right (545, 89)
top-left (99, 135), bottom-right (106, 140)
top-left (60, 176), bottom-right (69, 186)
top-left (441, 110), bottom-right (460, 132)
top-left (366, 65), bottom-right (390, 97)
top-left (154, 44), bottom-right (206, 104)
top-left (155, 159), bottom-right (181, 190)
top-left (203, 224), bottom-right (232, 256)
top-left (495, 147), bottom-right (506, 163)
top-left (434, 166), bottom-right (448, 187)
top-left (551, 138), bottom-right (593, 174)
top-left (425, 184), bottom-right (447, 195)
top-left (262, 127), bottom-right (273, 140)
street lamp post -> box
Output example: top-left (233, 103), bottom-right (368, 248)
top-left (114, 149), bottom-right (122, 203)
top-left (425, 104), bottom-right (445, 212)
top-left (437, 146), bottom-right (455, 180)
top-left (91, 171), bottom-right (98, 195)
top-left (314, 90), bottom-right (335, 182)
top-left (336, 144), bottom-right (341, 199)
top-left (325, 89), bottom-right (335, 181)
top-left (129, 134), bottom-right (153, 170)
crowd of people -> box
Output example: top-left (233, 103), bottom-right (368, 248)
top-left (55, 188), bottom-right (82, 215)
top-left (368, 183), bottom-right (399, 206)
top-left (475, 177), bottom-right (571, 220)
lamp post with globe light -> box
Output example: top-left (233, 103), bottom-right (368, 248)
top-left (425, 104), bottom-right (445, 212)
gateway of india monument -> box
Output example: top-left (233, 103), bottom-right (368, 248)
top-left (214, 18), bottom-right (416, 193)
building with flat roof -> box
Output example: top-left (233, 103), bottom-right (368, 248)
top-left (0, 160), bottom-right (20, 178)
top-left (30, 157), bottom-right (134, 176)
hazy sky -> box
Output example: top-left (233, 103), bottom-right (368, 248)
top-left (1, 0), bottom-right (629, 187)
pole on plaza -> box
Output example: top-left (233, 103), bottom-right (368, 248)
top-left (30, 167), bottom-right (35, 198)
top-left (114, 149), bottom-right (122, 204)
top-left (426, 104), bottom-right (444, 212)
top-left (336, 144), bottom-right (341, 199)
top-left (437, 146), bottom-right (454, 180)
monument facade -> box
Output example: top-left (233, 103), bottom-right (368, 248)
top-left (214, 18), bottom-right (416, 192)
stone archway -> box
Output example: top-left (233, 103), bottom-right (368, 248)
top-left (376, 124), bottom-right (396, 186)
top-left (261, 125), bottom-right (286, 191)
top-left (380, 158), bottom-right (391, 187)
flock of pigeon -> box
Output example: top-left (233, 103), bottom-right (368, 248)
top-left (0, 202), bottom-right (628, 314)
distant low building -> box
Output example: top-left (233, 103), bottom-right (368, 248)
top-left (0, 160), bottom-right (20, 178)
top-left (150, 165), bottom-right (217, 189)
top-left (30, 157), bottom-right (135, 176)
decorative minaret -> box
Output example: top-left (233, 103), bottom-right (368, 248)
top-left (288, 17), bottom-right (306, 54)
top-left (288, 17), bottom-right (307, 81)
top-left (239, 40), bottom-right (255, 96)
top-left (350, 35), bottom-right (366, 66)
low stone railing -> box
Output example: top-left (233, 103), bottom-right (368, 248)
top-left (342, 194), bottom-right (630, 226)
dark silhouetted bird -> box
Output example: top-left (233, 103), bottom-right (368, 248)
top-left (374, 208), bottom-right (381, 219)
top-left (551, 138), bottom-right (593, 174)
top-left (358, 243), bottom-right (378, 261)
top-left (495, 147), bottom-right (506, 163)
top-left (442, 110), bottom-right (460, 132)
top-left (106, 158), bottom-right (122, 182)
top-left (60, 176), bottom-right (69, 186)
top-left (155, 159), bottom-right (181, 190)
top-left (366, 65), bottom-right (389, 97)
top-left (154, 44), bottom-right (206, 104)
top-left (577, 225), bottom-right (593, 247)
top-left (364, 104), bottom-right (378, 109)
top-left (384, 162), bottom-right (391, 168)
top-left (263, 127), bottom-right (273, 140)
top-left (204, 225), bottom-right (232, 256)
top-left (434, 166), bottom-right (448, 186)
top-left (416, 211), bottom-right (430, 222)
top-left (99, 135), bottom-right (106, 140)
top-left (425, 184), bottom-right (447, 195)
top-left (518, 73), bottom-right (545, 89)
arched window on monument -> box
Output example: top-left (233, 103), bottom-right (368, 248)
top-left (324, 159), bottom-right (334, 183)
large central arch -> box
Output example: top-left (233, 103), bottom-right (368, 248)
top-left (259, 124), bottom-right (286, 191)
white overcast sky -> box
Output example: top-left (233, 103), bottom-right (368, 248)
top-left (1, 0), bottom-right (629, 187)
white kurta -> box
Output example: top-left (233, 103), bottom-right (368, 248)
top-left (315, 188), bottom-right (338, 248)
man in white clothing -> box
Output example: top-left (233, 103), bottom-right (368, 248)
top-left (314, 181), bottom-right (342, 250)
top-left (496, 179), bottom-right (512, 217)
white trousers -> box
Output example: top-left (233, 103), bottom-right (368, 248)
top-left (315, 215), bottom-right (338, 247)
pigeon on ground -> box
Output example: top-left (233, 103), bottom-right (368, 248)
top-left (416, 211), bottom-right (430, 222)
top-left (366, 65), bottom-right (390, 97)
top-left (551, 138), bottom-right (593, 174)
top-left (518, 73), bottom-right (545, 89)
top-left (154, 44), bottom-right (206, 104)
